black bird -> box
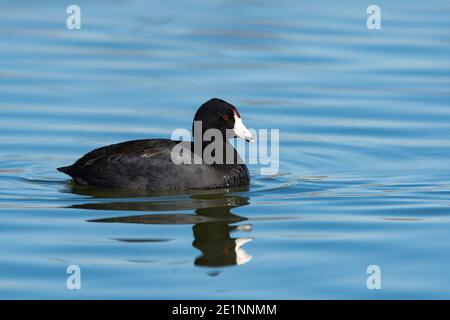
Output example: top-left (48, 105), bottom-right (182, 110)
top-left (57, 98), bottom-right (254, 190)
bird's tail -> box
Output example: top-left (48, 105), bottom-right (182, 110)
top-left (57, 166), bottom-right (72, 174)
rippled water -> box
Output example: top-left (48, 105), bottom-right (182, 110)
top-left (1, 0), bottom-right (450, 299)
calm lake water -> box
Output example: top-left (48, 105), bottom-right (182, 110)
top-left (1, 0), bottom-right (450, 299)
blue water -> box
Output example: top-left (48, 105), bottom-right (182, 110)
top-left (1, 0), bottom-right (450, 299)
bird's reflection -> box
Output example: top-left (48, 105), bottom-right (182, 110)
top-left (192, 203), bottom-right (252, 267)
top-left (66, 183), bottom-right (253, 268)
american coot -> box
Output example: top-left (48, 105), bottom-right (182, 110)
top-left (57, 98), bottom-right (254, 190)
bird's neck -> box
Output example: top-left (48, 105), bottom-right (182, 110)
top-left (192, 136), bottom-right (239, 165)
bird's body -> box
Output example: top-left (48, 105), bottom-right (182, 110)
top-left (58, 138), bottom-right (249, 190)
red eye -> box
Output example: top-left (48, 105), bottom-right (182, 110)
top-left (222, 115), bottom-right (228, 121)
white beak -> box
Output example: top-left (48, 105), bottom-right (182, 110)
top-left (233, 114), bottom-right (254, 143)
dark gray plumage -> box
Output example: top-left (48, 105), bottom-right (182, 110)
top-left (57, 99), bottom-right (252, 190)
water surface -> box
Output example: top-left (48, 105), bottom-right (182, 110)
top-left (1, 0), bottom-right (450, 299)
